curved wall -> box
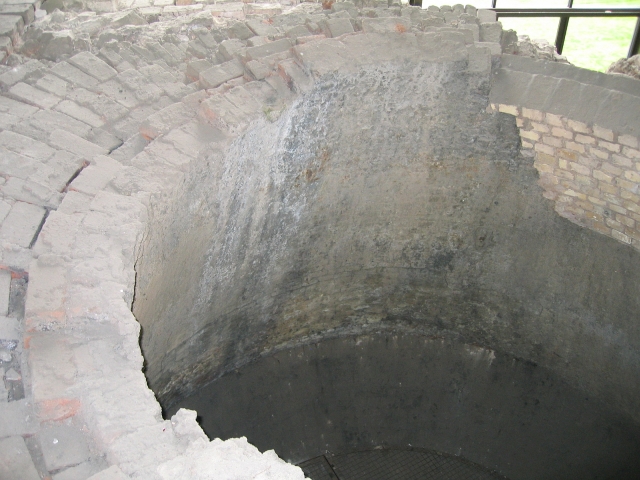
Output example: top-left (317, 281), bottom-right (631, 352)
top-left (14, 3), bottom-right (640, 479)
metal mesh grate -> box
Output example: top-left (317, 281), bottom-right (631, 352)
top-left (299, 448), bottom-right (507, 480)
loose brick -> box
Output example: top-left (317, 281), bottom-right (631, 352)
top-left (618, 134), bottom-right (638, 149)
top-left (498, 104), bottom-right (518, 116)
top-left (521, 107), bottom-right (543, 122)
top-left (521, 140), bottom-right (533, 149)
top-left (593, 125), bottom-right (614, 142)
top-left (516, 117), bottom-right (524, 128)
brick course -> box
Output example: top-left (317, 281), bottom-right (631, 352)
top-left (495, 104), bottom-right (640, 249)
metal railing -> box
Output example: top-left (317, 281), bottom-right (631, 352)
top-left (489, 1), bottom-right (640, 58)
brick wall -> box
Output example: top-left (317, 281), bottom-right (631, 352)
top-left (493, 103), bottom-right (640, 250)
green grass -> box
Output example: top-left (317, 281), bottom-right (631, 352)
top-left (440, 0), bottom-right (639, 72)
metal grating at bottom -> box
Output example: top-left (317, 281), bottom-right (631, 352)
top-left (299, 448), bottom-right (508, 480)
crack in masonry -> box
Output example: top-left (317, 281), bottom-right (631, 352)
top-left (61, 160), bottom-right (90, 194)
top-left (28, 208), bottom-right (49, 249)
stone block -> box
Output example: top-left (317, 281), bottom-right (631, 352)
top-left (0, 95), bottom-right (38, 119)
top-left (69, 155), bottom-right (123, 195)
top-left (476, 9), bottom-right (496, 23)
top-left (458, 23), bottom-right (479, 42)
top-left (51, 61), bottom-right (100, 89)
top-left (245, 38), bottom-right (293, 61)
top-left (479, 21), bottom-right (502, 43)
top-left (246, 18), bottom-right (278, 37)
top-left (55, 100), bottom-right (105, 128)
top-left (278, 59), bottom-right (313, 94)
top-left (0, 436), bottom-right (40, 480)
top-left (218, 38), bottom-right (245, 61)
top-left (0, 130), bottom-right (56, 160)
top-left (200, 58), bottom-right (245, 89)
top-left (286, 24), bottom-right (312, 40)
top-left (0, 201), bottom-right (45, 248)
top-left (321, 18), bottom-right (355, 38)
top-left (9, 82), bottom-right (60, 109)
top-left (27, 109), bottom-right (93, 139)
top-left (40, 424), bottom-right (91, 472)
top-left (49, 129), bottom-right (109, 159)
top-left (245, 60), bottom-right (271, 81)
top-left (0, 15), bottom-right (24, 42)
top-left (186, 59), bottom-right (212, 82)
top-left (139, 102), bottom-right (195, 140)
top-left (466, 44), bottom-right (490, 73)
top-left (0, 59), bottom-right (44, 88)
top-left (1, 177), bottom-right (62, 209)
top-left (35, 73), bottom-right (70, 98)
top-left (68, 51), bottom-right (117, 82)
top-left (0, 4), bottom-right (34, 26)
